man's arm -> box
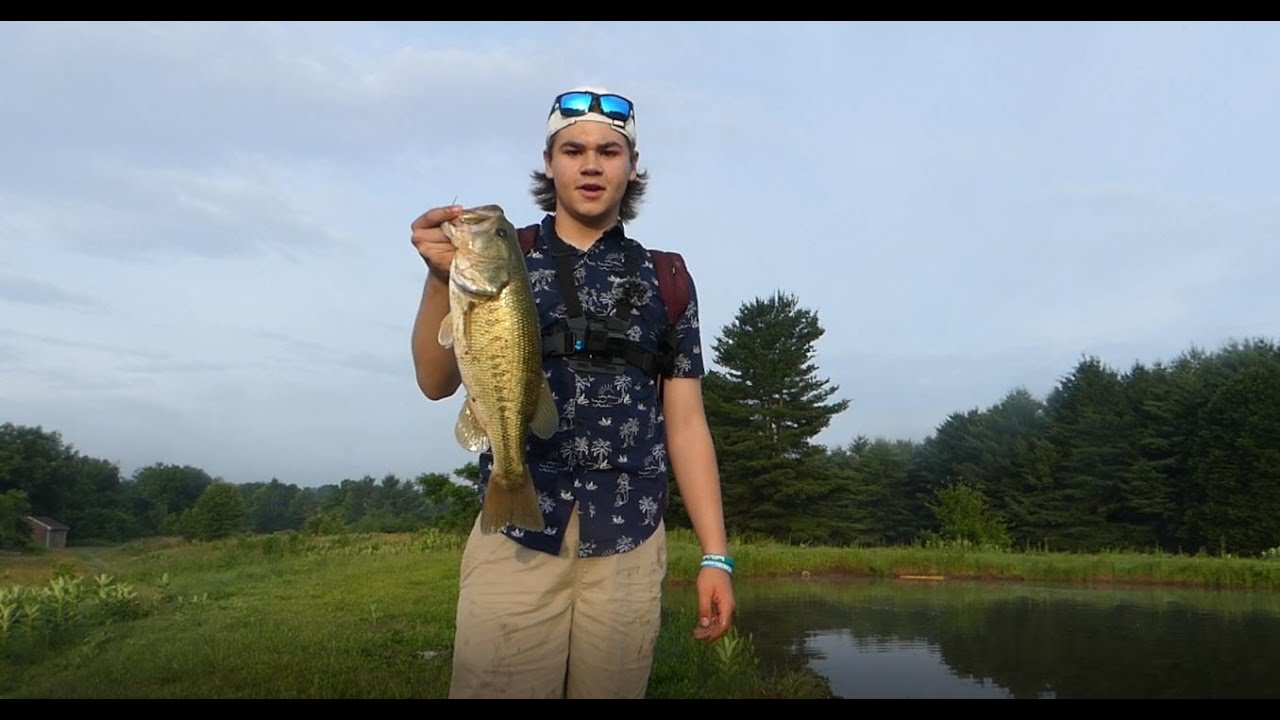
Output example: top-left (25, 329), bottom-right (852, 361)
top-left (664, 377), bottom-right (728, 556)
top-left (409, 205), bottom-right (463, 400)
top-left (664, 375), bottom-right (735, 644)
top-left (411, 271), bottom-right (461, 400)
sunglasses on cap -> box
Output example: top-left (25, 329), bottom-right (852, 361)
top-left (550, 91), bottom-right (635, 122)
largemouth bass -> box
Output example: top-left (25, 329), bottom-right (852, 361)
top-left (438, 204), bottom-right (559, 534)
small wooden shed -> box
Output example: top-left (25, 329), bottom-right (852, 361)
top-left (27, 516), bottom-right (70, 549)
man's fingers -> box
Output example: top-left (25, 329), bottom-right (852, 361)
top-left (692, 605), bottom-right (714, 641)
top-left (693, 604), bottom-right (726, 642)
top-left (699, 618), bottom-right (728, 643)
top-left (698, 590), bottom-right (713, 625)
top-left (411, 205), bottom-right (461, 231)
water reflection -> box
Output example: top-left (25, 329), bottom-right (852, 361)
top-left (807, 632), bottom-right (1018, 698)
top-left (662, 575), bottom-right (1280, 698)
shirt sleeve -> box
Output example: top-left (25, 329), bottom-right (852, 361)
top-left (670, 271), bottom-right (705, 379)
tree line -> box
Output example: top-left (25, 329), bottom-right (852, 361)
top-left (672, 290), bottom-right (1280, 558)
top-left (3, 290), bottom-right (1278, 557)
top-left (0, 428), bottom-right (481, 549)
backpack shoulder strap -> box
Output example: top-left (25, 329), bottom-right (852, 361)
top-left (516, 223), bottom-right (539, 254)
top-left (648, 249), bottom-right (691, 328)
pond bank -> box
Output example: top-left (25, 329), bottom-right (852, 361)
top-left (661, 529), bottom-right (1280, 591)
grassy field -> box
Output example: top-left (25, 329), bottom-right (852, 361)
top-left (3, 527), bottom-right (1278, 699)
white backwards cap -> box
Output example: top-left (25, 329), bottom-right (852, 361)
top-left (545, 85), bottom-right (637, 149)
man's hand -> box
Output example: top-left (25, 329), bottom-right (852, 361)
top-left (692, 566), bottom-right (735, 643)
top-left (410, 205), bottom-right (462, 281)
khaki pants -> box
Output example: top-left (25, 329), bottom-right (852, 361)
top-left (448, 506), bottom-right (667, 699)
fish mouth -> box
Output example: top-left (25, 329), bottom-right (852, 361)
top-left (443, 205), bottom-right (507, 249)
top-left (457, 204), bottom-right (505, 225)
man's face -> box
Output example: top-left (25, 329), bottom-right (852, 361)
top-left (543, 121), bottom-right (638, 225)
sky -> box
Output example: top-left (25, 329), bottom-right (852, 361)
top-left (2, 21), bottom-right (1278, 488)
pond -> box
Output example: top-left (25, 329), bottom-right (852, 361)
top-left (662, 574), bottom-right (1280, 698)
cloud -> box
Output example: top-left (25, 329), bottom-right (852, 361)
top-left (0, 327), bottom-right (165, 361)
top-left (0, 272), bottom-right (100, 309)
top-left (246, 328), bottom-right (408, 380)
top-left (0, 22), bottom-right (571, 263)
top-left (1, 21), bottom-right (573, 166)
top-left (2, 163), bottom-right (355, 262)
top-left (112, 359), bottom-right (262, 376)
top-left (0, 342), bottom-right (22, 369)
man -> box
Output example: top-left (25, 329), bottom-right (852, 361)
top-left (408, 86), bottom-right (734, 699)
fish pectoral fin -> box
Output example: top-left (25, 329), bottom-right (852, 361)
top-left (437, 313), bottom-right (454, 349)
top-left (454, 395), bottom-right (490, 453)
top-left (529, 376), bottom-right (559, 440)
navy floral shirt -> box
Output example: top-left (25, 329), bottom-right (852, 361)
top-left (475, 213), bottom-right (705, 558)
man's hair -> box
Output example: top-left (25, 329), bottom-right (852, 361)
top-left (529, 136), bottom-right (649, 223)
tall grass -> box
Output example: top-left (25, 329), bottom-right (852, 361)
top-left (647, 604), bottom-right (833, 698)
top-left (1, 530), bottom-right (464, 698)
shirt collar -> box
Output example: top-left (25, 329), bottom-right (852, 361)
top-left (538, 213), bottom-right (628, 254)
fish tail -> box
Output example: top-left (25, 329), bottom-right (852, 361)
top-left (480, 469), bottom-right (545, 534)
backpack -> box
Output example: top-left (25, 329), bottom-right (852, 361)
top-left (515, 224), bottom-right (692, 332)
top-left (515, 223), bottom-right (691, 394)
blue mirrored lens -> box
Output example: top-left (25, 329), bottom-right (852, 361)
top-left (598, 95), bottom-right (633, 120)
top-left (558, 92), bottom-right (593, 115)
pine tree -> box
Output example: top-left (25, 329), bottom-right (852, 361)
top-left (695, 291), bottom-right (851, 544)
top-left (1042, 356), bottom-right (1142, 551)
top-left (1190, 349), bottom-right (1280, 556)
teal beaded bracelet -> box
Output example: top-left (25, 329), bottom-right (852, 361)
top-left (701, 553), bottom-right (735, 575)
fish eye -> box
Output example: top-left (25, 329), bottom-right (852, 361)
top-left (496, 228), bottom-right (508, 238)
